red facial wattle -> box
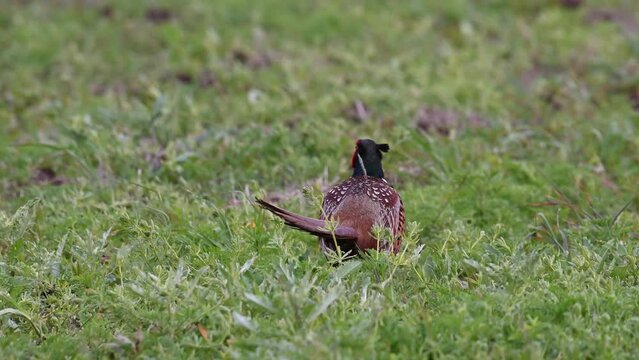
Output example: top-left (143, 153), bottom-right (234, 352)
top-left (351, 140), bottom-right (361, 168)
top-left (351, 149), bottom-right (357, 168)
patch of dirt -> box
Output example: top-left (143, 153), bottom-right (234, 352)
top-left (284, 114), bottom-right (303, 129)
top-left (197, 70), bottom-right (218, 88)
top-left (414, 107), bottom-right (491, 136)
top-left (585, 8), bottom-right (638, 35)
top-left (541, 88), bottom-right (564, 111)
top-left (518, 62), bottom-right (563, 91)
top-left (342, 100), bottom-right (370, 123)
top-left (414, 108), bottom-right (458, 136)
top-left (559, 0), bottom-right (583, 9)
top-left (99, 5), bottom-right (113, 18)
top-left (175, 72), bottom-right (193, 84)
top-left (159, 70), bottom-right (219, 89)
top-left (90, 82), bottom-right (128, 97)
top-left (232, 49), bottom-right (272, 70)
top-left (145, 7), bottom-right (172, 24)
top-left (90, 83), bottom-right (108, 96)
top-left (31, 167), bottom-right (67, 186)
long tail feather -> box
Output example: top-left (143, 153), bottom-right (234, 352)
top-left (255, 198), bottom-right (357, 240)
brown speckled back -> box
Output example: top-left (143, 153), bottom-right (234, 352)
top-left (319, 175), bottom-right (404, 254)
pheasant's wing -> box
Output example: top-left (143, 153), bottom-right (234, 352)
top-left (378, 193), bottom-right (402, 235)
top-left (378, 191), bottom-right (404, 253)
top-left (320, 179), bottom-right (353, 220)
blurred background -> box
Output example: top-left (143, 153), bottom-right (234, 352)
top-left (2, 0), bottom-right (638, 205)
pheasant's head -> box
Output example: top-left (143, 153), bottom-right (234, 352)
top-left (351, 139), bottom-right (389, 178)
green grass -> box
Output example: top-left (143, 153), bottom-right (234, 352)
top-left (2, 0), bottom-right (639, 358)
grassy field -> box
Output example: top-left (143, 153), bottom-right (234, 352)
top-left (2, 0), bottom-right (639, 358)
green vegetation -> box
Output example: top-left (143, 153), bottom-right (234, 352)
top-left (2, 0), bottom-right (639, 358)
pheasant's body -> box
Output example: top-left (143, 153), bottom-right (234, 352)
top-left (256, 139), bottom-right (404, 257)
top-left (319, 176), bottom-right (404, 254)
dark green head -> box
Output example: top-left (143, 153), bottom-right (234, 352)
top-left (351, 139), bottom-right (390, 178)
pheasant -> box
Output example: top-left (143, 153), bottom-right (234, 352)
top-left (256, 139), bottom-right (404, 257)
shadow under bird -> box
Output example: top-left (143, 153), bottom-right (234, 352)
top-left (256, 139), bottom-right (405, 257)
